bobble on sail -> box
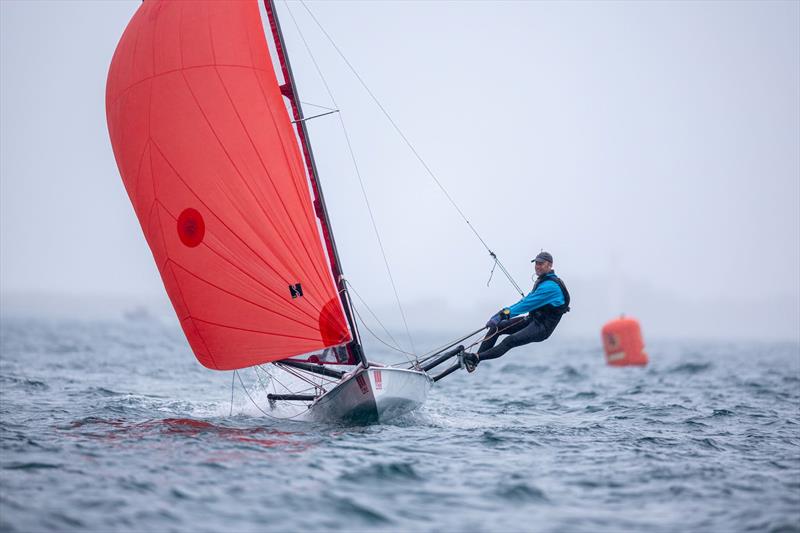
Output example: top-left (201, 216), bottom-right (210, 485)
top-left (105, 0), bottom-right (351, 370)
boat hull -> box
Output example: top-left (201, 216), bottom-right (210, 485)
top-left (308, 367), bottom-right (432, 425)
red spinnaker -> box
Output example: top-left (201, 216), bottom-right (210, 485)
top-left (106, 0), bottom-right (351, 370)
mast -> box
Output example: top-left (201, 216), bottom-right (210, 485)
top-left (262, 0), bottom-right (366, 367)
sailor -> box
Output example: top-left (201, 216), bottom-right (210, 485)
top-left (462, 251), bottom-right (570, 372)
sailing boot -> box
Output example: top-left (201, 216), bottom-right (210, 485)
top-left (461, 351), bottom-right (480, 373)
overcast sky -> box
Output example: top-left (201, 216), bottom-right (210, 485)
top-left (1, 0), bottom-right (798, 342)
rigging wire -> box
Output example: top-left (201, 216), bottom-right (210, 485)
top-left (230, 371), bottom-right (235, 416)
top-left (410, 327), bottom-right (488, 366)
top-left (277, 363), bottom-right (334, 394)
top-left (343, 282), bottom-right (492, 367)
top-left (299, 100), bottom-right (337, 111)
top-left (344, 280), bottom-right (486, 367)
top-left (297, 0), bottom-right (525, 298)
top-left (291, 109), bottom-right (339, 124)
top-left (259, 362), bottom-right (339, 395)
top-left (342, 281), bottom-right (412, 359)
top-left (261, 364), bottom-right (302, 397)
top-left (233, 369), bottom-right (309, 421)
top-left (283, 0), bottom-right (418, 357)
top-left (351, 297), bottom-right (418, 359)
top-left (257, 364), bottom-right (310, 397)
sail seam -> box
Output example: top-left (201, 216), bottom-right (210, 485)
top-left (209, 183), bottom-right (322, 315)
top-left (255, 10), bottom-right (322, 243)
top-left (148, 141), bottom-right (322, 318)
top-left (129, 138), bottom-right (151, 207)
top-left (107, 65), bottom-right (273, 110)
top-left (157, 205), bottom-right (220, 369)
top-left (205, 0), bottom-right (216, 65)
top-left (265, 1), bottom-right (364, 358)
top-left (211, 64), bottom-right (332, 299)
top-left (179, 316), bottom-right (217, 370)
top-left (177, 66), bottom-right (327, 306)
top-left (145, 198), bottom-right (159, 250)
top-left (152, 195), bottom-right (323, 324)
top-left (247, 8), bottom-right (337, 299)
top-left (243, 1), bottom-right (333, 299)
top-left (150, 0), bottom-right (156, 82)
top-left (174, 66), bottom-right (295, 283)
top-left (249, 0), bottom-right (331, 297)
top-left (167, 259), bottom-right (322, 334)
top-left (246, 65), bottom-right (335, 299)
top-left (178, 1), bottom-right (185, 71)
top-left (128, 2), bottom-right (143, 100)
top-left (243, 64), bottom-right (335, 297)
top-left (188, 317), bottom-right (323, 343)
top-left (148, 140), bottom-right (325, 320)
top-left (143, 35), bottom-right (202, 350)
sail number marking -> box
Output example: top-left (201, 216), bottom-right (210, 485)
top-left (289, 283), bottom-right (303, 299)
top-left (355, 374), bottom-right (369, 395)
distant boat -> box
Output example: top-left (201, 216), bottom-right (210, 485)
top-left (106, 0), bottom-right (467, 424)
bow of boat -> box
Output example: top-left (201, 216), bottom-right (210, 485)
top-left (308, 366), bottom-right (433, 424)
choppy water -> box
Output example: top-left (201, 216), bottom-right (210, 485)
top-left (1, 316), bottom-right (798, 532)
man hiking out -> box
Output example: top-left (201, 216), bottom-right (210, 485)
top-left (462, 251), bottom-right (570, 372)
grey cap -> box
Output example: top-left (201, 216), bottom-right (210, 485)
top-left (532, 251), bottom-right (554, 264)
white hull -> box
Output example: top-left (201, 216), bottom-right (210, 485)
top-left (307, 366), bottom-right (432, 424)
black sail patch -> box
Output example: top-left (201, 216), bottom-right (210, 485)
top-left (289, 283), bottom-right (303, 299)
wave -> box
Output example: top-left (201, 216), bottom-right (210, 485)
top-left (494, 482), bottom-right (549, 503)
top-left (0, 375), bottom-right (48, 391)
top-left (340, 461), bottom-right (421, 482)
top-left (668, 362), bottom-right (713, 374)
top-left (2, 462), bottom-right (61, 470)
top-left (330, 496), bottom-right (391, 525)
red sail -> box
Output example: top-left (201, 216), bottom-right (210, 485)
top-left (105, 0), bottom-right (351, 370)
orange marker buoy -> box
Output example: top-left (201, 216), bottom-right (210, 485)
top-left (601, 315), bottom-right (648, 366)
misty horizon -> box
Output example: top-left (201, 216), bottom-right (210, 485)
top-left (1, 0), bottom-right (798, 347)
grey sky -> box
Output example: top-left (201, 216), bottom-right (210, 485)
top-left (1, 1), bottom-right (798, 342)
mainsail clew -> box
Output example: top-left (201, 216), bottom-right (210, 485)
top-left (106, 0), bottom-right (351, 370)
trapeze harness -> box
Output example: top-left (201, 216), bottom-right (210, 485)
top-left (529, 274), bottom-right (571, 338)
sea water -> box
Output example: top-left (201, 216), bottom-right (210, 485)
top-left (1, 317), bottom-right (798, 532)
